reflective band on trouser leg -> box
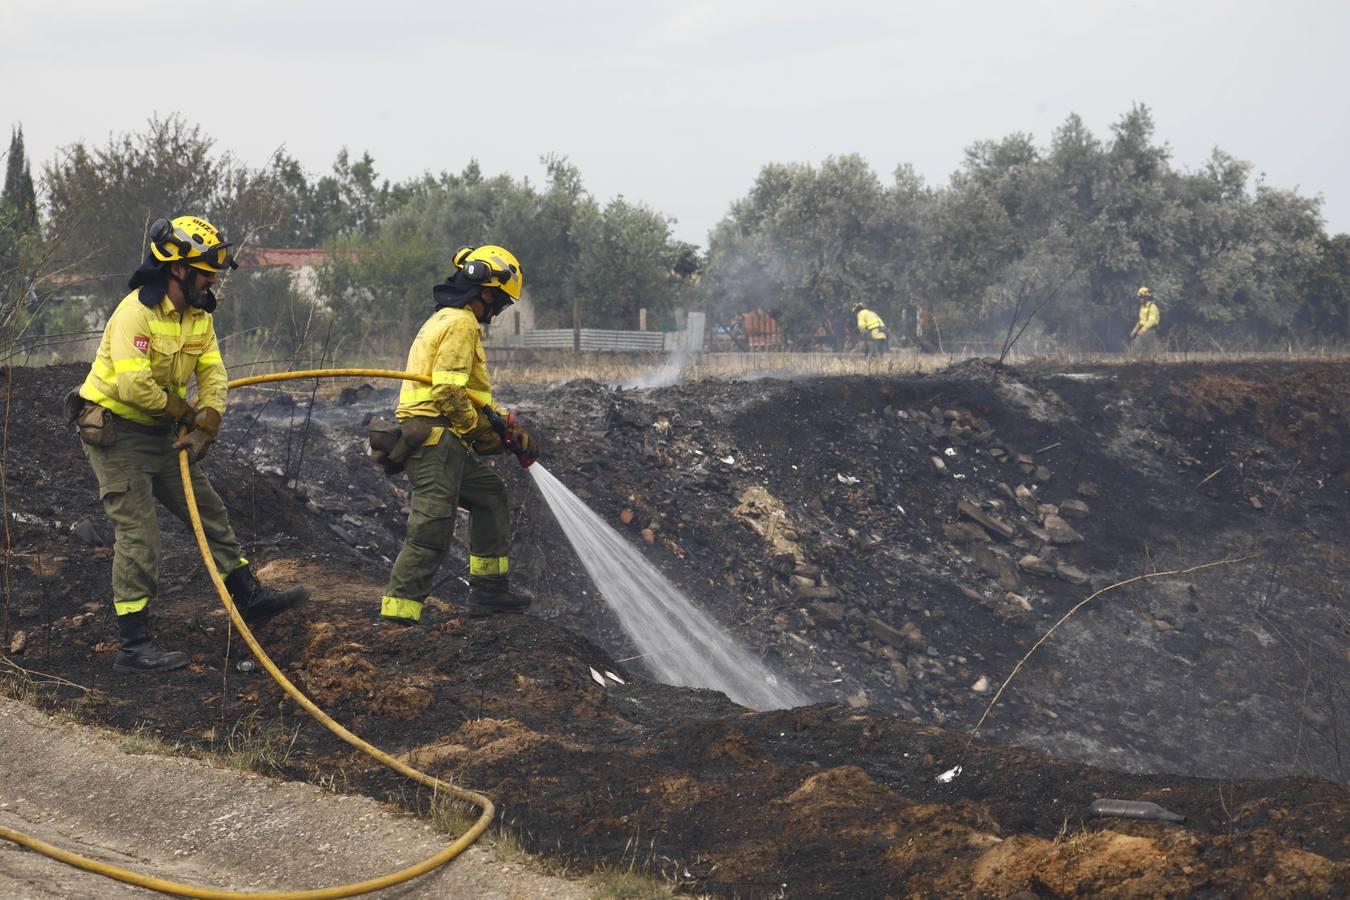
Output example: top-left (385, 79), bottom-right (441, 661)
top-left (114, 597), bottom-right (149, 616)
top-left (469, 555), bottom-right (508, 576)
top-left (381, 596), bottom-right (423, 622)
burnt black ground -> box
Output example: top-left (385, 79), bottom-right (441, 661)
top-left (2, 359), bottom-right (1347, 896)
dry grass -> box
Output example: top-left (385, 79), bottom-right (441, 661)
top-left (426, 792), bottom-right (690, 892)
top-left (119, 721), bottom-right (183, 756)
top-left (211, 711), bottom-right (300, 775)
top-left (1053, 816), bottom-right (1093, 861)
top-left (427, 792), bottom-right (527, 859)
top-left (589, 865), bottom-right (679, 899)
top-left (26, 342), bottom-right (1344, 407)
top-left (310, 765), bottom-right (352, 794)
top-left (427, 791), bottom-right (481, 839)
top-left (0, 667), bottom-right (38, 703)
top-left (584, 830), bottom-right (691, 899)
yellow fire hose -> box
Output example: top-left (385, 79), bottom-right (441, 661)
top-left (0, 369), bottom-right (493, 897)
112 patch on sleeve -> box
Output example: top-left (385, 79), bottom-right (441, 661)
top-left (133, 335), bottom-right (150, 353)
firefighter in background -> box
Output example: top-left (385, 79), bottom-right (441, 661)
top-left (70, 215), bottom-right (309, 674)
top-left (378, 245), bottom-right (541, 625)
top-left (1129, 286), bottom-right (1162, 350)
top-left (852, 303), bottom-right (889, 356)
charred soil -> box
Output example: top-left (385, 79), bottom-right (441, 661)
top-left (2, 359), bottom-right (1347, 897)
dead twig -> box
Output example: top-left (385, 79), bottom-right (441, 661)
top-left (2, 366), bottom-right (12, 644)
top-left (1290, 637), bottom-right (1316, 775)
top-left (291, 317), bottom-right (335, 496)
top-left (0, 654), bottom-right (91, 693)
top-left (1199, 462), bottom-right (1229, 486)
top-left (960, 554), bottom-right (1258, 763)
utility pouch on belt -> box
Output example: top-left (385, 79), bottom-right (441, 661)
top-left (65, 388), bottom-right (117, 447)
top-left (76, 401), bottom-right (117, 448)
top-left (368, 417), bottom-right (406, 474)
top-left (62, 389), bottom-right (84, 426)
top-left (369, 416), bottom-right (446, 475)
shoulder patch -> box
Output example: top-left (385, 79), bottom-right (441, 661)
top-left (133, 335), bottom-right (150, 353)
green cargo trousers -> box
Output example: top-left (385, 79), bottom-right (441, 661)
top-left (82, 427), bottom-right (243, 617)
top-left (381, 432), bottom-right (510, 623)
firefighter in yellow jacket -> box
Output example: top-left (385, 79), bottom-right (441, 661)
top-left (71, 215), bottom-right (308, 674)
top-left (379, 245), bottom-right (540, 625)
top-left (1130, 286), bottom-right (1161, 345)
top-left (853, 303), bottom-right (889, 356)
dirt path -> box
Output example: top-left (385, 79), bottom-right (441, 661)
top-left (0, 698), bottom-right (589, 899)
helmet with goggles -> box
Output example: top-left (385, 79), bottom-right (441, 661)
top-left (453, 245), bottom-right (523, 304)
top-left (148, 216), bottom-right (238, 273)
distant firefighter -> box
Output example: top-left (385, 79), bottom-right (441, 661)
top-left (67, 215), bottom-right (308, 674)
top-left (852, 303), bottom-right (889, 356)
top-left (1129, 287), bottom-right (1161, 348)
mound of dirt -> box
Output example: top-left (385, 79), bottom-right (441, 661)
top-left (2, 359), bottom-right (1347, 895)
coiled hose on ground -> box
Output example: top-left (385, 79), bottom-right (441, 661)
top-left (0, 369), bottom-right (493, 898)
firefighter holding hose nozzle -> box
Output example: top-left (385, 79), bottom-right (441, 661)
top-left (376, 245), bottom-right (540, 626)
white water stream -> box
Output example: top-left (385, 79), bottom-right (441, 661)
top-left (529, 464), bottom-right (810, 711)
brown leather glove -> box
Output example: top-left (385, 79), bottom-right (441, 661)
top-left (173, 429), bottom-right (214, 464)
top-left (194, 408), bottom-right (222, 441)
top-left (506, 424), bottom-right (539, 464)
top-left (465, 411), bottom-right (504, 455)
top-left (162, 392), bottom-right (198, 429)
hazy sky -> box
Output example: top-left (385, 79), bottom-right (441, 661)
top-left (3, 0), bottom-right (1347, 245)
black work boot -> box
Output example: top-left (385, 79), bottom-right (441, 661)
top-left (225, 564), bottom-right (310, 625)
top-left (113, 610), bottom-right (189, 674)
top-left (466, 575), bottom-right (531, 618)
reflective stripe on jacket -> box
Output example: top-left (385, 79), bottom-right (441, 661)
top-left (1137, 300), bottom-right (1160, 333)
top-left (396, 306), bottom-right (498, 440)
top-left (856, 307), bottom-right (887, 338)
top-left (79, 289), bottom-right (227, 424)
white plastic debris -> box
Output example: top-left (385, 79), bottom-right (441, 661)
top-left (588, 666), bottom-right (607, 687)
top-left (944, 447), bottom-right (957, 457)
top-left (896, 504), bottom-right (907, 516)
top-left (936, 765), bottom-right (963, 783)
top-left (953, 473), bottom-right (966, 480)
top-left (604, 670), bottom-right (626, 684)
top-left (836, 473), bottom-right (860, 485)
top-left (720, 455), bottom-right (735, 465)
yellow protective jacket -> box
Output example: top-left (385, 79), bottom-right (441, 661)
top-left (1136, 300), bottom-right (1160, 335)
top-left (79, 289), bottom-right (227, 425)
top-left (395, 305), bottom-right (501, 445)
top-left (856, 307), bottom-right (887, 339)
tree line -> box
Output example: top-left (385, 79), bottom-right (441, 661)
top-left (3, 108), bottom-right (1348, 360)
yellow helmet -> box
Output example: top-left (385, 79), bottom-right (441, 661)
top-left (1137, 286), bottom-right (1152, 298)
top-left (148, 215), bottom-right (237, 272)
top-left (453, 245), bottom-right (523, 301)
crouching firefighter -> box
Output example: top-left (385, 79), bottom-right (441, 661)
top-left (67, 215), bottom-right (310, 674)
top-left (853, 303), bottom-right (889, 356)
top-left (374, 245), bottom-right (541, 624)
